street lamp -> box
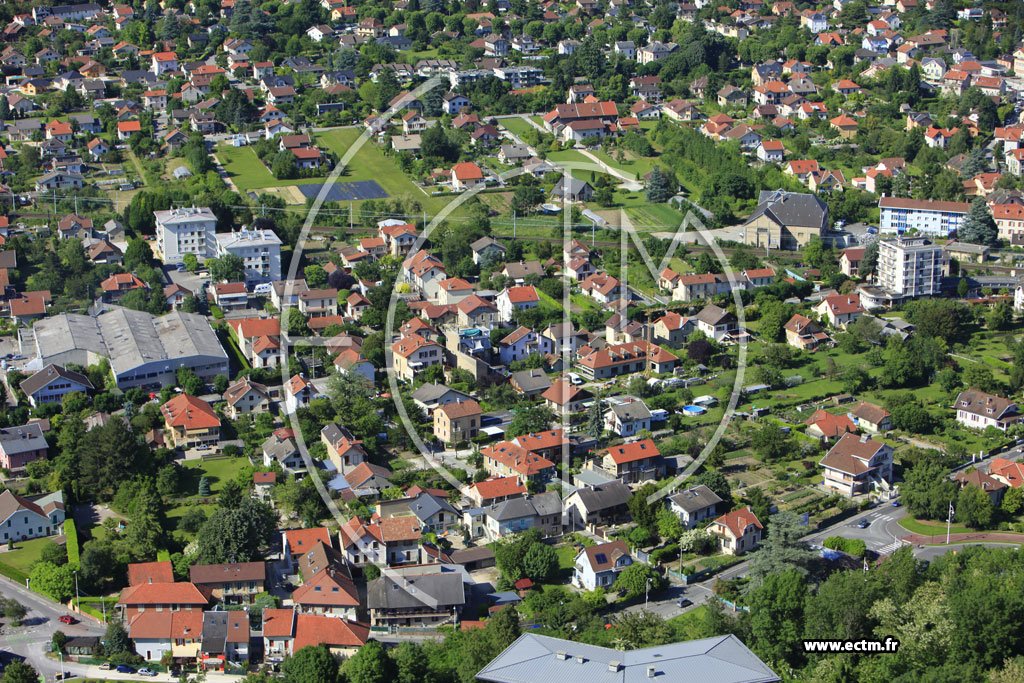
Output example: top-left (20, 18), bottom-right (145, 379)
top-left (645, 577), bottom-right (652, 610)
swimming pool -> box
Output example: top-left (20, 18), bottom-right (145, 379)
top-left (682, 405), bottom-right (706, 415)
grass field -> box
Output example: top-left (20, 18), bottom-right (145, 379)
top-left (499, 117), bottom-right (540, 138)
top-left (898, 516), bottom-right (973, 537)
top-left (0, 537), bottom-right (55, 575)
top-left (315, 128), bottom-right (449, 213)
top-left (547, 149), bottom-right (596, 171)
top-left (181, 456), bottom-right (249, 493)
top-left (218, 146), bottom-right (305, 193)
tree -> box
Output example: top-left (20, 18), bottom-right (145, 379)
top-left (751, 424), bottom-right (790, 462)
top-left (272, 149), bottom-right (298, 179)
top-left (860, 241), bottom-right (879, 277)
top-left (419, 124), bottom-right (458, 162)
top-left (182, 253), bottom-right (199, 271)
top-left (957, 278), bottom-right (969, 298)
top-left (692, 469), bottom-right (731, 505)
top-left (29, 562), bottom-right (74, 602)
top-left (52, 629), bottom-right (68, 654)
top-left (511, 179), bottom-right (544, 214)
top-left (123, 238), bottom-right (153, 270)
top-left (521, 543), bottom-right (558, 583)
top-left (1002, 486), bottom-right (1024, 515)
top-left (987, 301), bottom-right (1013, 331)
top-left (208, 253), bottom-right (246, 283)
top-left (178, 506), bottom-right (207, 533)
top-left (0, 598), bottom-right (25, 623)
top-left (955, 484), bottom-right (993, 530)
top-left (645, 165), bottom-right (674, 203)
top-left (392, 642), bottom-right (432, 683)
top-left (283, 645), bottom-right (340, 683)
top-left (196, 496), bottom-right (277, 563)
top-left (959, 197), bottom-right (998, 246)
top-left (594, 184), bottom-right (615, 207)
top-left (2, 661), bottom-right (38, 683)
top-left (198, 475), bottom-right (212, 496)
top-left (488, 604), bottom-right (521, 650)
top-left (611, 610), bottom-right (672, 649)
top-left (746, 510), bottom-right (815, 589)
top-left (614, 562), bottom-right (664, 599)
top-left (343, 639), bottom-right (394, 683)
top-left (505, 405), bottom-right (554, 439)
top-left (213, 374), bottom-right (230, 394)
top-left (749, 569), bottom-right (806, 667)
top-left (627, 482), bottom-right (660, 532)
top-left (586, 398), bottom-right (603, 439)
top-left (105, 621), bottom-right (132, 655)
top-left (304, 264), bottom-right (327, 288)
top-left (218, 479), bottom-right (244, 509)
top-left (901, 459), bottom-right (957, 520)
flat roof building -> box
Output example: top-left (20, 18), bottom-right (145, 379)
top-left (31, 307), bottom-right (228, 389)
top-left (214, 228), bottom-right (282, 283)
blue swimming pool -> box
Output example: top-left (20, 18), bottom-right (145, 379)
top-left (682, 405), bottom-right (706, 415)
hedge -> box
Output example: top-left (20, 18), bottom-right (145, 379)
top-left (64, 519), bottom-right (80, 567)
top-left (823, 535), bottom-right (867, 558)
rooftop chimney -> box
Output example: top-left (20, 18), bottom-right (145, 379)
top-left (555, 651), bottom-right (568, 661)
top-left (647, 666), bottom-right (657, 678)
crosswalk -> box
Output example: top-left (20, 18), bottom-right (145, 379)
top-left (875, 540), bottom-right (905, 555)
top-left (871, 513), bottom-right (896, 523)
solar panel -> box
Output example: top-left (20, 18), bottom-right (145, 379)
top-left (594, 553), bottom-right (607, 564)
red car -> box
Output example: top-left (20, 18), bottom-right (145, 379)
top-left (58, 615), bottom-right (77, 625)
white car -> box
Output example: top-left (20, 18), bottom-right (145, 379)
top-left (137, 668), bottom-right (157, 677)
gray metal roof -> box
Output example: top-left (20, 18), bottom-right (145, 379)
top-left (746, 190), bottom-right (828, 230)
top-left (487, 491), bottom-right (561, 521)
top-left (570, 480), bottom-right (630, 511)
top-left (367, 571), bottom-right (465, 610)
top-left (608, 399), bottom-right (652, 422)
top-left (510, 369), bottom-right (552, 392)
top-left (409, 493), bottom-right (457, 522)
top-left (0, 423), bottom-right (47, 456)
top-left (476, 633), bottom-right (779, 683)
top-left (34, 308), bottom-right (228, 379)
top-left (667, 484), bottom-right (723, 514)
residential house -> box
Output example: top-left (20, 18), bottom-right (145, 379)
top-left (584, 439), bottom-right (663, 485)
top-left (160, 395), bottom-right (220, 450)
top-left (819, 432), bottom-right (894, 496)
top-left (320, 424), bottom-right (366, 473)
top-left (954, 388), bottom-right (1021, 431)
top-left (19, 364), bottom-right (93, 407)
top-left (573, 540), bottom-right (632, 591)
top-left (189, 563), bottom-right (266, 606)
top-left (852, 402), bottom-right (891, 433)
top-left (804, 409), bottom-right (857, 442)
top-left (563, 480), bottom-right (631, 528)
top-left (433, 399), bottom-right (482, 444)
top-left (604, 398), bottom-right (652, 437)
top-left (783, 314), bottom-right (830, 351)
top-left (708, 507), bottom-right (763, 555)
top-left (814, 293), bottom-right (863, 328)
top-left (262, 428), bottom-right (306, 479)
top-left (222, 378), bottom-right (270, 419)
top-left (667, 485), bottom-right (723, 529)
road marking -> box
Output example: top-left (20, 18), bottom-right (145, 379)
top-left (876, 541), bottom-right (904, 555)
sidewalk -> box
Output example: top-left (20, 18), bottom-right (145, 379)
top-left (903, 531), bottom-right (1024, 545)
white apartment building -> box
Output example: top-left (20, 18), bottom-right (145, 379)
top-left (877, 196), bottom-right (970, 235)
top-left (875, 236), bottom-right (947, 297)
top-left (154, 207), bottom-right (217, 264)
top-left (214, 228), bottom-right (283, 283)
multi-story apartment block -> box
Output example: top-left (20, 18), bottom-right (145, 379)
top-left (876, 236), bottom-right (947, 297)
top-left (878, 196), bottom-right (970, 235)
top-left (154, 207), bottom-right (217, 264)
top-left (214, 229), bottom-right (282, 283)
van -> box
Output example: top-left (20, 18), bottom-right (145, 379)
top-left (568, 373), bottom-right (583, 385)
top-left (253, 283), bottom-right (273, 296)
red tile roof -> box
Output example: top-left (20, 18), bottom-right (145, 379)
top-left (468, 476), bottom-right (526, 501)
top-left (160, 394), bottom-right (220, 430)
top-left (603, 439), bottom-right (660, 464)
top-left (712, 506), bottom-right (762, 539)
top-left (284, 527), bottom-right (332, 555)
top-left (128, 561), bottom-right (174, 586)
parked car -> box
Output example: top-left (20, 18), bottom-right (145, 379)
top-left (115, 665), bottom-right (135, 674)
top-left (98, 663), bottom-right (111, 671)
top-left (138, 668), bottom-right (157, 677)
top-left (891, 500), bottom-right (901, 507)
top-left (58, 615), bottom-right (77, 625)
top-left (677, 598), bottom-right (693, 608)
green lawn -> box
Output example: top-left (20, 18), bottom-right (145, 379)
top-left (217, 145), bottom-right (305, 193)
top-left (898, 516), bottom-right (975, 537)
top-left (0, 537), bottom-right (56, 575)
top-left (315, 128), bottom-right (448, 212)
top-left (182, 456), bottom-right (249, 494)
top-left (546, 149), bottom-right (595, 170)
top-left (499, 117), bottom-right (540, 138)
